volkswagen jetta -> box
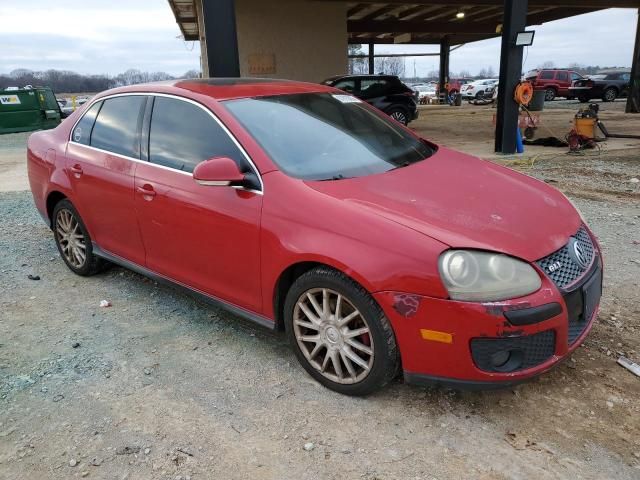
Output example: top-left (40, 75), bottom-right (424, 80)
top-left (27, 78), bottom-right (602, 395)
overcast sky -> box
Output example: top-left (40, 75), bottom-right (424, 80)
top-left (1, 2), bottom-right (637, 77)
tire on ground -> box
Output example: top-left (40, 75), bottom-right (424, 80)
top-left (52, 199), bottom-right (106, 276)
top-left (283, 266), bottom-right (400, 396)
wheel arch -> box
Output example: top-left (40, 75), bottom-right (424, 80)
top-left (46, 190), bottom-right (68, 227)
top-left (272, 259), bottom-right (375, 332)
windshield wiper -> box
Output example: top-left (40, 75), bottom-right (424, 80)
top-left (319, 174), bottom-right (351, 181)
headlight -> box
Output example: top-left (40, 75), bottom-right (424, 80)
top-left (438, 250), bottom-right (541, 302)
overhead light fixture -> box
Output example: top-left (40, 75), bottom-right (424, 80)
top-left (456, 11), bottom-right (465, 19)
top-left (515, 30), bottom-right (536, 47)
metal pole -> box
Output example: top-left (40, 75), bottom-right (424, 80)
top-left (439, 36), bottom-right (450, 104)
top-left (626, 8), bottom-right (640, 113)
top-left (201, 0), bottom-right (240, 77)
top-left (495, 0), bottom-right (528, 154)
top-left (368, 43), bottom-right (375, 74)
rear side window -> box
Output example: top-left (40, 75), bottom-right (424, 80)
top-left (360, 79), bottom-right (391, 98)
top-left (72, 101), bottom-right (102, 145)
top-left (333, 79), bottom-right (356, 94)
top-left (148, 97), bottom-right (246, 173)
top-left (539, 71), bottom-right (554, 80)
top-left (91, 96), bottom-right (146, 158)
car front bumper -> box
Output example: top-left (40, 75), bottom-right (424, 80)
top-left (373, 249), bottom-right (602, 390)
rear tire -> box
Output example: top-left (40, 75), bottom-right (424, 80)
top-left (602, 87), bottom-right (617, 102)
top-left (52, 199), bottom-right (105, 276)
top-left (284, 267), bottom-right (400, 396)
top-left (544, 88), bottom-right (556, 102)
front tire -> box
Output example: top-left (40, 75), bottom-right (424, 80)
top-left (284, 267), bottom-right (399, 396)
top-left (388, 107), bottom-right (409, 126)
top-left (52, 199), bottom-right (105, 276)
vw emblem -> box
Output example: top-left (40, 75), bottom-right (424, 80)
top-left (571, 239), bottom-right (589, 269)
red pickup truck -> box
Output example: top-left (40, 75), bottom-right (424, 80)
top-left (525, 69), bottom-right (585, 101)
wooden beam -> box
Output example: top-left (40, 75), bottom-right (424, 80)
top-left (348, 19), bottom-right (500, 34)
top-left (323, 0), bottom-right (640, 7)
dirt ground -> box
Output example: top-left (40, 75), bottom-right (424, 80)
top-left (1, 101), bottom-right (639, 480)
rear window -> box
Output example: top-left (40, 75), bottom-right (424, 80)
top-left (224, 92), bottom-right (433, 181)
top-left (91, 96), bottom-right (146, 158)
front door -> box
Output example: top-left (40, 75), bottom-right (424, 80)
top-left (66, 95), bottom-right (147, 265)
top-left (134, 96), bottom-right (263, 313)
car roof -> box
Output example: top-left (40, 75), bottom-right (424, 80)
top-left (94, 78), bottom-right (338, 102)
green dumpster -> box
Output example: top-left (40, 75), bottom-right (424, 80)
top-left (0, 87), bottom-right (61, 134)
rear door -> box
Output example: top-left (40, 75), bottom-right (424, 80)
top-left (556, 71), bottom-right (570, 95)
top-left (134, 95), bottom-right (263, 312)
top-left (358, 77), bottom-right (393, 110)
top-left (66, 95), bottom-right (147, 264)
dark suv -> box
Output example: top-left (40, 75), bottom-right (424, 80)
top-left (569, 72), bottom-right (631, 103)
top-left (525, 69), bottom-right (584, 101)
top-left (322, 75), bottom-right (418, 125)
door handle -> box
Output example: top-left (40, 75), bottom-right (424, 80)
top-left (136, 184), bottom-right (157, 199)
top-left (70, 164), bottom-right (83, 177)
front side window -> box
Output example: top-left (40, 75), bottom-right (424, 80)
top-left (71, 101), bottom-right (102, 145)
top-left (148, 97), bottom-right (246, 173)
top-left (91, 96), bottom-right (146, 158)
top-left (556, 71), bottom-right (569, 82)
top-left (571, 73), bottom-right (582, 81)
top-left (224, 93), bottom-right (434, 181)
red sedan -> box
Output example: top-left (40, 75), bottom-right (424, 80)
top-left (27, 79), bottom-right (602, 395)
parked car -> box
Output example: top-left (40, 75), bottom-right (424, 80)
top-left (460, 79), bottom-right (498, 101)
top-left (413, 83), bottom-right (438, 104)
top-left (322, 74), bottom-right (418, 125)
top-left (27, 79), bottom-right (602, 395)
top-left (525, 69), bottom-right (584, 101)
top-left (56, 99), bottom-right (74, 118)
top-left (569, 71), bottom-right (631, 103)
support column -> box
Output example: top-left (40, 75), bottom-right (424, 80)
top-left (439, 36), bottom-right (450, 104)
top-left (368, 43), bottom-right (375, 74)
top-left (626, 9), bottom-right (640, 113)
top-left (200, 0), bottom-right (240, 78)
top-left (495, 0), bottom-right (528, 154)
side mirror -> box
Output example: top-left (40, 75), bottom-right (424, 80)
top-left (193, 157), bottom-right (245, 187)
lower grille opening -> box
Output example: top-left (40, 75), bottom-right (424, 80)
top-left (471, 330), bottom-right (556, 373)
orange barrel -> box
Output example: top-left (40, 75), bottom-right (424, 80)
top-left (574, 117), bottom-right (597, 139)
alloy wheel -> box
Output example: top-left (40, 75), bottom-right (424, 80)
top-left (390, 111), bottom-right (407, 125)
top-left (604, 89), bottom-right (617, 102)
top-left (293, 288), bottom-right (374, 384)
top-left (55, 208), bottom-right (87, 268)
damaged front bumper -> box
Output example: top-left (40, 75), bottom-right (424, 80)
top-left (373, 257), bottom-right (602, 390)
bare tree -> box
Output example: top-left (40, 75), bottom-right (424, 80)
top-left (374, 57), bottom-right (405, 77)
top-left (348, 44), bottom-right (367, 74)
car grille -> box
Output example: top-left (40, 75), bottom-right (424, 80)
top-left (536, 226), bottom-right (595, 291)
top-left (470, 330), bottom-right (556, 373)
top-left (563, 265), bottom-right (602, 344)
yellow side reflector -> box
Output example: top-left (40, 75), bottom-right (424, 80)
top-left (420, 329), bottom-right (453, 344)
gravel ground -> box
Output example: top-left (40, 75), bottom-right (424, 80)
top-left (1, 147), bottom-right (639, 480)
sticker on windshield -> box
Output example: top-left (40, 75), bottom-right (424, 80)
top-left (332, 94), bottom-right (362, 104)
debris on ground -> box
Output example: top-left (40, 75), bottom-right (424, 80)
top-left (617, 356), bottom-right (640, 378)
top-left (27, 274), bottom-right (40, 280)
top-left (99, 300), bottom-right (111, 308)
top-left (303, 442), bottom-right (315, 451)
top-left (115, 445), bottom-right (141, 455)
top-left (72, 342), bottom-right (80, 349)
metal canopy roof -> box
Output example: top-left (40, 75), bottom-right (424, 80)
top-left (168, 0), bottom-right (640, 45)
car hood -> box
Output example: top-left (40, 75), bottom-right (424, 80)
top-left (306, 147), bottom-right (581, 262)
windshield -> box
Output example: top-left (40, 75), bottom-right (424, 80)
top-left (224, 93), bottom-right (434, 181)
